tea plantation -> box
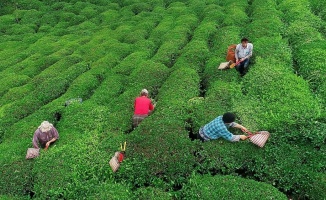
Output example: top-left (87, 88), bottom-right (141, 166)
top-left (0, 0), bottom-right (325, 199)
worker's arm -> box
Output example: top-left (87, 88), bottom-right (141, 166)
top-left (149, 102), bottom-right (154, 111)
top-left (32, 131), bottom-right (40, 149)
top-left (45, 127), bottom-right (59, 150)
top-left (45, 138), bottom-right (57, 150)
top-left (221, 128), bottom-right (247, 142)
top-left (231, 123), bottom-right (249, 140)
top-left (232, 123), bottom-right (248, 132)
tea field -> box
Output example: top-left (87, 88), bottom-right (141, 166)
top-left (0, 0), bottom-right (325, 199)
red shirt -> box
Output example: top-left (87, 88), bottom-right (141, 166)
top-left (134, 96), bottom-right (154, 115)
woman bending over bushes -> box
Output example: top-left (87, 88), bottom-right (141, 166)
top-left (33, 121), bottom-right (59, 150)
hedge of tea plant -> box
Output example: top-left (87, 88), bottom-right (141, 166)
top-left (181, 174), bottom-right (287, 199)
top-left (277, 0), bottom-right (326, 117)
top-left (309, 0), bottom-right (326, 36)
top-left (0, 0), bottom-right (325, 199)
top-left (190, 0), bottom-right (325, 199)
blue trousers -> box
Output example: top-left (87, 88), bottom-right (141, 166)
top-left (236, 58), bottom-right (250, 75)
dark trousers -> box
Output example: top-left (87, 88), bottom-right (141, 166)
top-left (236, 58), bottom-right (250, 76)
top-left (197, 133), bottom-right (206, 142)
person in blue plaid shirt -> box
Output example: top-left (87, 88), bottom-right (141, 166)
top-left (198, 112), bottom-right (248, 142)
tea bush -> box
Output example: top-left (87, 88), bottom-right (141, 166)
top-left (244, 138), bottom-right (326, 199)
top-left (165, 2), bottom-right (190, 17)
top-left (0, 14), bottom-right (15, 33)
top-left (100, 9), bottom-right (120, 25)
top-left (112, 51), bottom-right (150, 75)
top-left (0, 49), bottom-right (30, 67)
top-left (219, 0), bottom-right (249, 26)
top-left (152, 38), bottom-right (186, 68)
top-left (278, 0), bottom-right (326, 117)
top-left (210, 26), bottom-right (241, 56)
top-left (0, 195), bottom-right (27, 200)
top-left (12, 53), bottom-right (59, 77)
top-left (132, 40), bottom-right (157, 56)
top-left (13, 9), bottom-right (42, 26)
top-left (127, 60), bottom-right (170, 93)
top-left (0, 1), bottom-right (15, 15)
top-left (14, 0), bottom-right (43, 10)
top-left (278, 0), bottom-right (322, 29)
top-left (129, 2), bottom-right (153, 15)
top-left (59, 68), bottom-right (101, 101)
top-left (0, 84), bottom-right (33, 105)
top-left (252, 36), bottom-right (293, 67)
top-left (27, 35), bottom-right (61, 56)
top-left (293, 40), bottom-right (326, 88)
top-left (192, 21), bottom-right (217, 42)
top-left (1, 0), bottom-right (326, 199)
top-left (0, 74), bottom-right (30, 97)
top-left (80, 6), bottom-right (98, 19)
top-left (177, 40), bottom-right (210, 72)
top-left (117, 67), bottom-right (200, 188)
top-left (133, 14), bottom-right (161, 34)
top-left (250, 0), bottom-right (282, 20)
top-left (181, 175), bottom-right (287, 199)
top-left (246, 18), bottom-right (284, 39)
top-left (309, 1), bottom-right (326, 36)
top-left (32, 129), bottom-right (129, 199)
top-left (286, 21), bottom-right (323, 48)
top-left (0, 56), bottom-right (87, 129)
top-left (0, 159), bottom-right (34, 197)
top-left (152, 15), bottom-right (199, 67)
top-left (134, 187), bottom-right (172, 200)
top-left (90, 73), bottom-right (124, 106)
top-left (236, 57), bottom-right (320, 131)
top-left (149, 15), bottom-right (175, 45)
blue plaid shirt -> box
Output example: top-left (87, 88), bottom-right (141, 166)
top-left (202, 116), bottom-right (240, 142)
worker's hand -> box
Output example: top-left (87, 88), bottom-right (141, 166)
top-left (236, 59), bottom-right (239, 63)
top-left (45, 141), bottom-right (50, 150)
top-left (240, 135), bottom-right (248, 140)
top-left (241, 127), bottom-right (248, 133)
top-left (240, 58), bottom-right (245, 62)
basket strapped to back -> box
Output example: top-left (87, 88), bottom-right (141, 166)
top-left (226, 44), bottom-right (237, 63)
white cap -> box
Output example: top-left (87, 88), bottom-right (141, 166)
top-left (38, 121), bottom-right (53, 133)
top-left (141, 89), bottom-right (148, 94)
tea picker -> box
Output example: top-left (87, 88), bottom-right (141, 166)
top-left (218, 38), bottom-right (253, 77)
top-left (109, 141), bottom-right (126, 172)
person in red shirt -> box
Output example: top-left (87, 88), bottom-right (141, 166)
top-left (133, 89), bottom-right (154, 128)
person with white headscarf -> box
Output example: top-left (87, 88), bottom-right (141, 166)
top-left (32, 121), bottom-right (59, 150)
